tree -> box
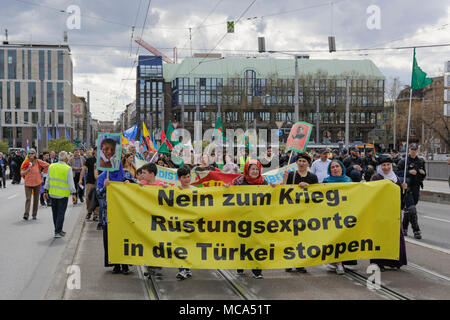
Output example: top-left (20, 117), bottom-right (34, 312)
top-left (0, 141), bottom-right (9, 154)
top-left (46, 139), bottom-right (75, 154)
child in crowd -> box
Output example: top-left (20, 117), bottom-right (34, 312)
top-left (138, 163), bottom-right (164, 186)
top-left (99, 138), bottom-right (119, 169)
top-left (176, 166), bottom-right (196, 280)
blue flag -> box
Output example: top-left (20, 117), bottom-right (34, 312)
top-left (55, 125), bottom-right (60, 139)
top-left (65, 125), bottom-right (70, 140)
top-left (37, 123), bottom-right (41, 141)
top-left (26, 139), bottom-right (30, 152)
top-left (123, 125), bottom-right (138, 142)
top-left (47, 126), bottom-right (52, 140)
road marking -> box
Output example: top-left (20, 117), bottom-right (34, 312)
top-left (7, 194), bottom-right (18, 200)
top-left (421, 215), bottom-right (450, 224)
top-left (405, 238), bottom-right (450, 255)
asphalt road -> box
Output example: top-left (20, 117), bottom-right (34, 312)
top-left (415, 201), bottom-right (450, 250)
top-left (0, 181), bottom-right (83, 300)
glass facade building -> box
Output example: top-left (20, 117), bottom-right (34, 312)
top-left (0, 43), bottom-right (72, 148)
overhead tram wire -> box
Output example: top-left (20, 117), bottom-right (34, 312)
top-left (116, 0), bottom-right (153, 114)
top-left (176, 0), bottom-right (225, 57)
top-left (188, 0), bottom-right (258, 75)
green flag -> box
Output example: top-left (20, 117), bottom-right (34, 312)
top-left (213, 116), bottom-right (227, 141)
top-left (411, 48), bottom-right (433, 90)
top-left (242, 135), bottom-right (253, 150)
top-left (166, 122), bottom-right (179, 146)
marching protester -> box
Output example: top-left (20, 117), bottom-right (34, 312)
top-left (339, 148), bottom-right (348, 163)
top-left (310, 148), bottom-right (331, 183)
top-left (343, 146), bottom-right (364, 182)
top-left (20, 149), bottom-right (50, 220)
top-left (43, 151), bottom-right (76, 238)
top-left (222, 154), bottom-right (240, 174)
top-left (0, 152), bottom-right (7, 188)
top-left (259, 146), bottom-right (274, 169)
top-left (49, 151), bottom-right (58, 164)
top-left (40, 152), bottom-right (51, 206)
top-left (10, 150), bottom-right (24, 184)
top-left (68, 149), bottom-right (86, 204)
top-left (390, 150), bottom-right (401, 171)
top-left (193, 153), bottom-right (217, 173)
top-left (396, 143), bottom-right (426, 239)
top-left (176, 166), bottom-right (196, 280)
top-left (323, 159), bottom-right (355, 275)
top-left (97, 164), bottom-right (130, 275)
top-left (370, 155), bottom-right (408, 271)
top-left (122, 153), bottom-right (137, 180)
top-left (362, 149), bottom-right (378, 181)
top-left (79, 146), bottom-right (99, 221)
top-left (230, 159), bottom-right (276, 279)
top-left (283, 152), bottom-right (318, 273)
top-left (137, 163), bottom-right (164, 186)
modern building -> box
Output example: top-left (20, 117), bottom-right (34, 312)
top-left (0, 40), bottom-right (73, 150)
top-left (135, 55), bottom-right (386, 145)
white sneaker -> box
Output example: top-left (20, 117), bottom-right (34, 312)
top-left (176, 269), bottom-right (189, 280)
top-left (336, 265), bottom-right (345, 275)
top-left (186, 270), bottom-right (192, 278)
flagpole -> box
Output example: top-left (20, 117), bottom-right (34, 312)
top-left (403, 87), bottom-right (413, 184)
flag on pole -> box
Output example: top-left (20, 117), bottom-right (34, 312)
top-left (285, 122), bottom-right (313, 153)
top-left (166, 122), bottom-right (179, 146)
top-left (159, 130), bottom-right (173, 154)
top-left (122, 135), bottom-right (130, 148)
top-left (139, 134), bottom-right (148, 152)
top-left (411, 48), bottom-right (433, 90)
top-left (55, 124), bottom-right (60, 139)
top-left (142, 122), bottom-right (156, 151)
top-left (37, 123), bottom-right (41, 141)
top-left (123, 125), bottom-right (138, 142)
top-left (26, 139), bottom-right (30, 152)
top-left (65, 124), bottom-right (70, 140)
top-left (47, 126), bottom-right (52, 141)
top-left (213, 116), bottom-right (227, 142)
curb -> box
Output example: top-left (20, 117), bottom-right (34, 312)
top-left (420, 190), bottom-right (450, 205)
top-left (44, 205), bottom-right (86, 300)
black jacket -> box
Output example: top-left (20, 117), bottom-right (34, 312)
top-left (396, 155), bottom-right (426, 187)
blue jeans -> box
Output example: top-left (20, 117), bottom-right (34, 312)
top-left (51, 197), bottom-right (68, 234)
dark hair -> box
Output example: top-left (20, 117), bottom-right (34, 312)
top-left (140, 163), bottom-right (157, 176)
top-left (177, 165), bottom-right (191, 178)
top-left (136, 167), bottom-right (143, 176)
top-left (101, 138), bottom-right (116, 149)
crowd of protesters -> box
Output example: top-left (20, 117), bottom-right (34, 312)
top-left (1, 142), bottom-right (427, 280)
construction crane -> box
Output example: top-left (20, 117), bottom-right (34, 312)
top-left (134, 38), bottom-right (175, 64)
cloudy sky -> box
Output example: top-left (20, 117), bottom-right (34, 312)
top-left (2, 0), bottom-right (449, 121)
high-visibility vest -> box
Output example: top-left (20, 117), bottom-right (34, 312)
top-left (239, 156), bottom-right (249, 173)
top-left (48, 162), bottom-right (71, 197)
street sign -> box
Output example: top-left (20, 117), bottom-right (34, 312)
top-left (275, 121), bottom-right (284, 129)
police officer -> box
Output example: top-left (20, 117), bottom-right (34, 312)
top-left (396, 143), bottom-right (426, 239)
top-left (44, 151), bottom-right (76, 238)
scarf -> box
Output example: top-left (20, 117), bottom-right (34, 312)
top-left (376, 165), bottom-right (398, 183)
top-left (243, 159), bottom-right (264, 185)
top-left (324, 160), bottom-right (352, 183)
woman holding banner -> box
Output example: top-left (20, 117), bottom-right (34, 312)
top-left (323, 159), bottom-right (355, 275)
top-left (97, 164), bottom-right (130, 275)
top-left (230, 159), bottom-right (276, 279)
top-left (369, 155), bottom-right (407, 271)
top-left (282, 152), bottom-right (318, 273)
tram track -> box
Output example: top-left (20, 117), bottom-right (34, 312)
top-left (138, 262), bottom-right (450, 300)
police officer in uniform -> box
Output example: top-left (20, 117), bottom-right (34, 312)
top-left (396, 143), bottom-right (426, 239)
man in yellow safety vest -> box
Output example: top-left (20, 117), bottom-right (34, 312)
top-left (239, 149), bottom-right (250, 173)
top-left (44, 151), bottom-right (76, 238)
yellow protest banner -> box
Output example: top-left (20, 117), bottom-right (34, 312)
top-left (107, 180), bottom-right (400, 269)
